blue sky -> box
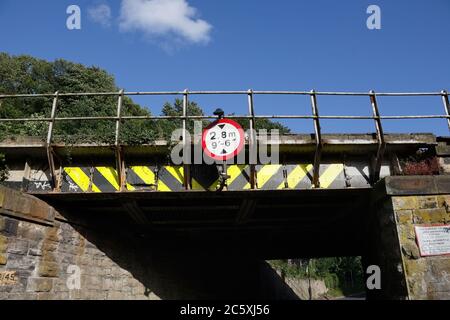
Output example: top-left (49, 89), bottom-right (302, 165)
top-left (0, 0), bottom-right (449, 135)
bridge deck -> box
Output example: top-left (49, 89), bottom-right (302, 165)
top-left (0, 133), bottom-right (437, 157)
top-left (0, 133), bottom-right (439, 194)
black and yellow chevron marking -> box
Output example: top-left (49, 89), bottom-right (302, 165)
top-left (62, 167), bottom-right (120, 193)
top-left (157, 166), bottom-right (184, 192)
top-left (224, 164), bottom-right (344, 190)
top-left (62, 165), bottom-right (184, 192)
top-left (283, 164), bottom-right (345, 189)
top-left (284, 164), bottom-right (313, 189)
top-left (255, 164), bottom-right (284, 190)
top-left (127, 166), bottom-right (157, 191)
top-left (60, 163), bottom-right (345, 192)
top-left (318, 164), bottom-right (345, 189)
top-left (93, 167), bottom-right (120, 192)
top-left (227, 165), bottom-right (251, 190)
top-left (191, 165), bottom-right (220, 191)
top-left (61, 167), bottom-right (95, 193)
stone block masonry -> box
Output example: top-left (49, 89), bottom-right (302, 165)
top-left (0, 185), bottom-right (294, 300)
top-left (393, 194), bottom-right (450, 299)
top-left (366, 176), bottom-right (450, 300)
top-left (0, 186), bottom-right (162, 300)
top-left (0, 217), bottom-right (156, 300)
top-left (3, 175), bottom-right (450, 300)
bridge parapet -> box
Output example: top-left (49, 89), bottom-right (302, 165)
top-left (0, 133), bottom-right (441, 194)
top-left (0, 89), bottom-right (448, 194)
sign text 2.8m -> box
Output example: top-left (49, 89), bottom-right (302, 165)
top-left (202, 119), bottom-right (245, 161)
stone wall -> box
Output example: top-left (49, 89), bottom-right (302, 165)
top-left (284, 277), bottom-right (328, 300)
top-left (392, 194), bottom-right (450, 299)
top-left (0, 218), bottom-right (165, 300)
top-left (366, 176), bottom-right (450, 300)
top-left (0, 186), bottom-right (298, 300)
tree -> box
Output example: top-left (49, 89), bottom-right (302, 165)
top-left (231, 115), bottom-right (291, 135)
top-left (0, 53), bottom-right (291, 144)
top-left (158, 98), bottom-right (209, 140)
top-left (158, 99), bottom-right (291, 140)
top-left (0, 53), bottom-right (157, 144)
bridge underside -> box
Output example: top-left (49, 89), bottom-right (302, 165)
top-left (1, 133), bottom-right (445, 259)
top-left (35, 188), bottom-right (371, 259)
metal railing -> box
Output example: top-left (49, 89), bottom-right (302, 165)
top-left (0, 89), bottom-right (449, 191)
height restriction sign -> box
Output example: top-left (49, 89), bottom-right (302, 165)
top-left (202, 118), bottom-right (245, 161)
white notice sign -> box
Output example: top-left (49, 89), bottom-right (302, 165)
top-left (415, 225), bottom-right (450, 257)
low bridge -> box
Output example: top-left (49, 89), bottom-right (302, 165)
top-left (1, 90), bottom-right (450, 300)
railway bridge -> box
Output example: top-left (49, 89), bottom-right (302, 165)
top-left (1, 90), bottom-right (450, 300)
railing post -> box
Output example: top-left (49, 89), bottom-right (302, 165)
top-left (441, 90), bottom-right (450, 131)
top-left (247, 89), bottom-right (257, 189)
top-left (310, 90), bottom-right (322, 188)
top-left (182, 89), bottom-right (191, 190)
top-left (369, 90), bottom-right (386, 184)
top-left (115, 90), bottom-right (125, 191)
top-left (47, 91), bottom-right (58, 191)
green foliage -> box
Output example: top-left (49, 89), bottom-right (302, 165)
top-left (269, 257), bottom-right (364, 293)
top-left (0, 53), bottom-right (157, 144)
top-left (0, 53), bottom-right (291, 144)
top-left (0, 153), bottom-right (8, 182)
top-left (158, 98), bottom-right (210, 140)
top-left (232, 116), bottom-right (291, 135)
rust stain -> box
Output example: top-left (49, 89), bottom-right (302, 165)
top-left (402, 157), bottom-right (439, 176)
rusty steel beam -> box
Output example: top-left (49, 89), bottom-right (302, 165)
top-left (310, 90), bottom-right (322, 188)
top-left (248, 89), bottom-right (257, 189)
top-left (1, 114), bottom-right (450, 123)
top-left (115, 90), bottom-right (125, 191)
top-left (182, 89), bottom-right (191, 190)
top-left (441, 90), bottom-right (450, 131)
top-left (0, 90), bottom-right (446, 99)
top-left (370, 91), bottom-right (386, 184)
top-left (46, 92), bottom-right (59, 190)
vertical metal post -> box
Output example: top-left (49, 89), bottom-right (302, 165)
top-left (183, 89), bottom-right (191, 190)
top-left (115, 89), bottom-right (124, 147)
top-left (441, 90), bottom-right (450, 131)
top-left (47, 92), bottom-right (59, 146)
top-left (247, 89), bottom-right (257, 189)
top-left (310, 90), bottom-right (322, 188)
top-left (370, 90), bottom-right (386, 184)
top-left (22, 160), bottom-right (31, 192)
top-left (115, 90), bottom-right (125, 191)
top-left (46, 92), bottom-right (58, 190)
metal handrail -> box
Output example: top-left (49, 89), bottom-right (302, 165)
top-left (0, 89), bottom-right (449, 191)
top-left (0, 90), bottom-right (446, 98)
top-left (1, 114), bottom-right (449, 122)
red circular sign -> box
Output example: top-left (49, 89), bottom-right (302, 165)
top-left (202, 119), bottom-right (245, 161)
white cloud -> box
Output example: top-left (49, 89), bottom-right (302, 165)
top-left (88, 4), bottom-right (112, 27)
top-left (119, 0), bottom-right (212, 44)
